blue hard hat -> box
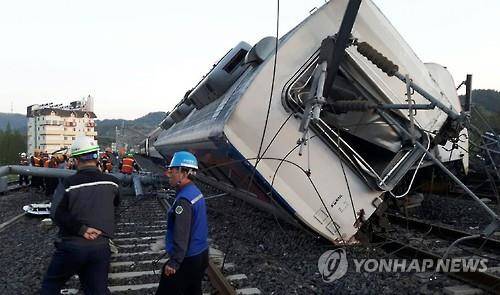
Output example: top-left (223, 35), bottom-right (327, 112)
top-left (168, 151), bottom-right (198, 170)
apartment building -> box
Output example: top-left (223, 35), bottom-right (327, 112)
top-left (26, 96), bottom-right (98, 155)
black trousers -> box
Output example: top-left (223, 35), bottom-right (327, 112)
top-left (41, 241), bottom-right (111, 295)
top-left (19, 174), bottom-right (29, 186)
top-left (156, 249), bottom-right (209, 295)
top-left (45, 177), bottom-right (58, 197)
top-left (31, 176), bottom-right (42, 189)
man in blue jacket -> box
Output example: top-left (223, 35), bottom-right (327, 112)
top-left (156, 151), bottom-right (209, 295)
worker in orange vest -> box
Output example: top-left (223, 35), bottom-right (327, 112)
top-left (31, 150), bottom-right (42, 167)
top-left (45, 155), bottom-right (59, 196)
top-left (19, 153), bottom-right (30, 186)
top-left (30, 149), bottom-right (43, 189)
top-left (119, 153), bottom-right (139, 174)
top-left (99, 152), bottom-right (114, 173)
top-left (43, 156), bottom-right (50, 168)
top-left (40, 152), bottom-right (50, 193)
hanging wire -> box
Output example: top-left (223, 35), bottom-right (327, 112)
top-left (472, 105), bottom-right (495, 133)
top-left (221, 0), bottom-right (281, 272)
top-left (250, 0), bottom-right (280, 175)
top-left (263, 130), bottom-right (348, 245)
top-left (389, 133), bottom-right (431, 198)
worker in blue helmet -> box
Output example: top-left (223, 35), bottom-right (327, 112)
top-left (156, 151), bottom-right (208, 295)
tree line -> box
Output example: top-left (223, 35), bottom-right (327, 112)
top-left (0, 123), bottom-right (26, 165)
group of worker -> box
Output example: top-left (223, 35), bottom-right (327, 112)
top-left (21, 150), bottom-right (72, 196)
top-left (19, 147), bottom-right (141, 192)
top-left (40, 136), bottom-right (208, 295)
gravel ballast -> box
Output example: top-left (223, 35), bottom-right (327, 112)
top-left (1, 187), bottom-right (488, 294)
top-left (204, 193), bottom-right (465, 294)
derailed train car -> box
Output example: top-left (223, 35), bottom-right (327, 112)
top-left (152, 0), bottom-right (468, 243)
top-left (139, 127), bottom-right (164, 159)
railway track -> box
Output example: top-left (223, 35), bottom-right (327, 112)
top-left (0, 211), bottom-right (29, 233)
top-left (379, 212), bottom-right (500, 294)
top-left (0, 188), bottom-right (48, 233)
top-left (55, 189), bottom-right (261, 294)
top-left (60, 191), bottom-right (239, 294)
top-left (4, 156), bottom-right (496, 293)
top-left (0, 185), bottom-right (259, 294)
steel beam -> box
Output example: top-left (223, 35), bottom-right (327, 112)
top-left (0, 165), bottom-right (167, 196)
top-left (323, 0), bottom-right (362, 98)
top-left (394, 72), bottom-right (460, 120)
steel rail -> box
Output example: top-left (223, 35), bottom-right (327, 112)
top-left (385, 213), bottom-right (500, 254)
top-left (207, 260), bottom-right (237, 295)
top-left (372, 232), bottom-right (500, 293)
top-left (0, 212), bottom-right (27, 233)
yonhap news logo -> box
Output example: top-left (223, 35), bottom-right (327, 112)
top-left (318, 249), bottom-right (488, 283)
top-left (317, 248), bottom-right (348, 282)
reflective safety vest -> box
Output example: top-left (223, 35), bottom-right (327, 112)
top-left (33, 157), bottom-right (41, 167)
top-left (166, 183), bottom-right (208, 257)
top-left (48, 160), bottom-right (57, 168)
top-left (121, 157), bottom-right (135, 174)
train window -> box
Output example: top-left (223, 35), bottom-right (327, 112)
top-left (223, 49), bottom-right (247, 73)
top-left (283, 52), bottom-right (416, 188)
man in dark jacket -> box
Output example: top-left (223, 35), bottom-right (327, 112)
top-left (156, 151), bottom-right (208, 295)
top-left (41, 136), bottom-right (120, 294)
top-left (19, 152), bottom-right (30, 186)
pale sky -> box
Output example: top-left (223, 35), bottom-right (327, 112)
top-left (1, 0), bottom-right (499, 119)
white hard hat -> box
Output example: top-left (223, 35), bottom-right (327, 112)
top-left (71, 136), bottom-right (99, 157)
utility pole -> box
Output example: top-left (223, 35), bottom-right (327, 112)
top-left (115, 126), bottom-right (119, 149)
top-left (121, 121), bottom-right (126, 150)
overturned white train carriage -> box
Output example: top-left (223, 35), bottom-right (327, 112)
top-left (152, 0), bottom-right (468, 243)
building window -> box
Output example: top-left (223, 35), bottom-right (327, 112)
top-left (64, 137), bottom-right (67, 140)
top-left (72, 137), bottom-right (75, 140)
top-left (73, 128), bottom-right (76, 131)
